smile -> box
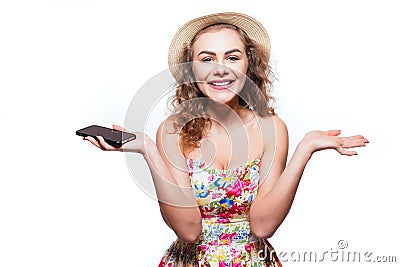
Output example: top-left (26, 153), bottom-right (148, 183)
top-left (210, 81), bottom-right (232, 86)
top-left (208, 79), bottom-right (235, 90)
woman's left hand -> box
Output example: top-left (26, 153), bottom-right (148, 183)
top-left (302, 130), bottom-right (369, 156)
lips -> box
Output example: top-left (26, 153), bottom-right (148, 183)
top-left (208, 79), bottom-right (235, 90)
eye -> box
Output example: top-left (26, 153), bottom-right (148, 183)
top-left (201, 57), bottom-right (213, 62)
top-left (227, 55), bottom-right (239, 61)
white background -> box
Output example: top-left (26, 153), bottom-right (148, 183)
top-left (1, 0), bottom-right (399, 266)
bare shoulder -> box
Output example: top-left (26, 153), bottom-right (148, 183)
top-left (256, 114), bottom-right (288, 139)
top-left (156, 116), bottom-right (187, 168)
top-left (156, 115), bottom-right (181, 152)
top-left (272, 115), bottom-right (288, 137)
top-left (156, 116), bottom-right (182, 151)
top-left (255, 114), bottom-right (288, 159)
top-left (157, 115), bottom-right (178, 137)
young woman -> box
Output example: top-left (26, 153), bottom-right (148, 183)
top-left (84, 12), bottom-right (368, 266)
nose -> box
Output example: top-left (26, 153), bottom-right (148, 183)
top-left (213, 63), bottom-right (229, 77)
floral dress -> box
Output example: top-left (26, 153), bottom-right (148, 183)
top-left (158, 158), bottom-right (282, 267)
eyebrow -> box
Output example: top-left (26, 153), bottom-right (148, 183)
top-left (197, 48), bottom-right (243, 57)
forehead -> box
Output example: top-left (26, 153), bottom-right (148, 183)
top-left (192, 28), bottom-right (246, 53)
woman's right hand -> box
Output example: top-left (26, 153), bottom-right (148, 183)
top-left (84, 125), bottom-right (151, 155)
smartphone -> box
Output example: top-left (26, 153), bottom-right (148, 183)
top-left (76, 125), bottom-right (136, 147)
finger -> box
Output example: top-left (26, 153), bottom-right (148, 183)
top-left (337, 147), bottom-right (358, 156)
top-left (355, 136), bottom-right (369, 143)
top-left (112, 124), bottom-right (133, 133)
top-left (341, 137), bottom-right (368, 148)
top-left (96, 136), bottom-right (118, 151)
top-left (325, 129), bottom-right (341, 136)
top-left (344, 141), bottom-right (367, 148)
top-left (346, 135), bottom-right (368, 141)
top-left (341, 135), bottom-right (369, 144)
top-left (112, 124), bottom-right (125, 131)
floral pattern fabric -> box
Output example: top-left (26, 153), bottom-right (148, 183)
top-left (158, 158), bottom-right (281, 267)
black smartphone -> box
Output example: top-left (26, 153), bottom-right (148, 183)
top-left (76, 125), bottom-right (136, 147)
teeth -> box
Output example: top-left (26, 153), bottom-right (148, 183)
top-left (211, 81), bottom-right (231, 86)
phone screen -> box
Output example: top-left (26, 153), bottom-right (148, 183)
top-left (76, 125), bottom-right (136, 147)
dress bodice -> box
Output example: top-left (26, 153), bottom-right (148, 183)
top-left (187, 158), bottom-right (261, 247)
top-left (188, 158), bottom-right (261, 222)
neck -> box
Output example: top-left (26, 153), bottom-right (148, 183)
top-left (206, 96), bottom-right (245, 125)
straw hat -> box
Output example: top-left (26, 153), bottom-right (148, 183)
top-left (168, 11), bottom-right (271, 78)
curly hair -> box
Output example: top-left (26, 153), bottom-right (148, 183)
top-left (169, 23), bottom-right (276, 149)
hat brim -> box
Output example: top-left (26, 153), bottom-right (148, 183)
top-left (168, 12), bottom-right (271, 80)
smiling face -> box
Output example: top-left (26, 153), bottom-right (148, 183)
top-left (191, 27), bottom-right (249, 106)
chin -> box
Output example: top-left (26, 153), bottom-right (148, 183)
top-left (209, 96), bottom-right (238, 107)
top-left (206, 91), bottom-right (235, 102)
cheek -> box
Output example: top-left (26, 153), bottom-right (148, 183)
top-left (239, 61), bottom-right (249, 76)
top-left (196, 82), bottom-right (207, 95)
top-left (233, 62), bottom-right (249, 83)
top-left (229, 60), bottom-right (249, 82)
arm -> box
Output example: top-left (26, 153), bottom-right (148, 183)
top-left (153, 119), bottom-right (202, 242)
top-left (85, 122), bottom-right (202, 242)
top-left (249, 116), bottom-right (368, 238)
